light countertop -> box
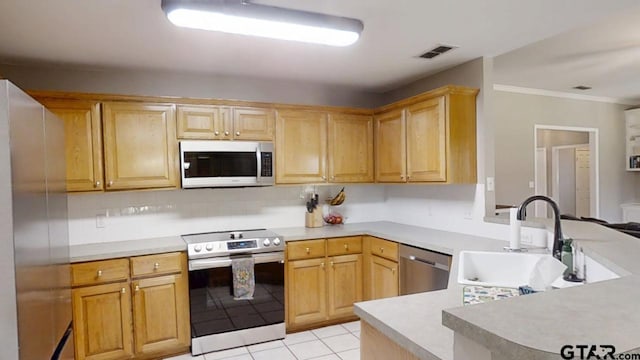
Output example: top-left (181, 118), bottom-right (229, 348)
top-left (68, 220), bottom-right (640, 360)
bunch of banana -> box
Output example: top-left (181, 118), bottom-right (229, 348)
top-left (329, 187), bottom-right (346, 206)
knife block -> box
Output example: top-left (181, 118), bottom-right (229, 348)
top-left (305, 209), bottom-right (324, 228)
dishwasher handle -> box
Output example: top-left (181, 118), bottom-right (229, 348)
top-left (406, 255), bottom-right (450, 272)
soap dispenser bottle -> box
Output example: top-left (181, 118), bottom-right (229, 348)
top-left (561, 239), bottom-right (573, 277)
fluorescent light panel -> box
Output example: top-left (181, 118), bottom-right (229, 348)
top-left (162, 0), bottom-right (363, 47)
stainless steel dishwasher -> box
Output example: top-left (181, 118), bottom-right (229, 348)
top-left (399, 244), bottom-right (452, 295)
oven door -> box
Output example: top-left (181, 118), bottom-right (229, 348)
top-left (188, 252), bottom-right (285, 339)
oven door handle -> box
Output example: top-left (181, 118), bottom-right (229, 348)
top-left (189, 252), bottom-right (284, 271)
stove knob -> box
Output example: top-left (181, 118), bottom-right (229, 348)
top-left (263, 239), bottom-right (271, 247)
top-left (273, 238), bottom-right (281, 246)
top-left (205, 243), bottom-right (213, 251)
top-left (194, 245), bottom-right (202, 252)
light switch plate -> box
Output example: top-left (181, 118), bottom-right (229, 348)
top-left (486, 177), bottom-right (495, 192)
top-left (529, 181), bottom-right (535, 189)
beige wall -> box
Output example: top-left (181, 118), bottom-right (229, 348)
top-left (0, 63), bottom-right (385, 108)
top-left (494, 90), bottom-right (637, 221)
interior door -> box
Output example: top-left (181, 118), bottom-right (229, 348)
top-left (575, 147), bottom-right (591, 217)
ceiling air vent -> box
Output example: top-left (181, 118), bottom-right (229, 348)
top-left (573, 85), bottom-right (592, 90)
top-left (418, 45), bottom-right (457, 59)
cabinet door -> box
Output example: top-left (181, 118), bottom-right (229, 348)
top-left (286, 258), bottom-right (327, 327)
top-left (328, 254), bottom-right (363, 319)
top-left (132, 273), bottom-right (190, 356)
top-left (276, 110), bottom-right (327, 183)
top-left (369, 255), bottom-right (398, 300)
top-left (328, 113), bottom-right (374, 182)
top-left (176, 105), bottom-right (231, 140)
top-left (41, 100), bottom-right (103, 192)
top-left (374, 109), bottom-right (406, 182)
top-left (406, 96), bottom-right (447, 182)
top-left (233, 106), bottom-right (275, 140)
top-left (72, 282), bottom-right (133, 360)
top-left (103, 102), bottom-right (178, 190)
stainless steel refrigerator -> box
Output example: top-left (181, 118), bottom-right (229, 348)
top-left (0, 80), bottom-right (72, 359)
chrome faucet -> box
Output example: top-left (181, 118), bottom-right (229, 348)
top-left (516, 195), bottom-right (564, 260)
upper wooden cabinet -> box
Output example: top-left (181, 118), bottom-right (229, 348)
top-left (276, 109), bottom-right (328, 183)
top-left (39, 100), bottom-right (104, 192)
top-left (177, 105), bottom-right (274, 140)
top-left (276, 109), bottom-right (374, 184)
top-left (102, 102), bottom-right (178, 190)
top-left (328, 113), bottom-right (374, 182)
top-left (374, 86), bottom-right (478, 184)
top-left (374, 109), bottom-right (406, 183)
top-left (176, 105), bottom-right (231, 140)
top-left (233, 106), bottom-right (275, 140)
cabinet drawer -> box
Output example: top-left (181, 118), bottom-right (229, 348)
top-left (327, 236), bottom-right (362, 256)
top-left (71, 258), bottom-right (130, 287)
top-left (369, 237), bottom-right (398, 262)
top-left (131, 252), bottom-right (184, 278)
top-left (287, 239), bottom-right (326, 260)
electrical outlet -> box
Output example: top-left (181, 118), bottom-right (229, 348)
top-left (96, 214), bottom-right (106, 228)
top-left (463, 209), bottom-right (473, 220)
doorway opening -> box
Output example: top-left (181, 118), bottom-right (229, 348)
top-left (534, 125), bottom-right (599, 219)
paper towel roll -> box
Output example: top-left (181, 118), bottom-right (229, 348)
top-left (509, 207), bottom-right (521, 250)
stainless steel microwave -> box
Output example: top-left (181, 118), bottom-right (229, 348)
top-left (179, 140), bottom-right (274, 188)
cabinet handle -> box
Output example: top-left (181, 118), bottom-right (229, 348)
top-left (134, 285), bottom-right (140, 292)
top-left (235, 131), bottom-right (241, 136)
top-left (391, 268), bottom-right (396, 274)
top-left (330, 176), bottom-right (335, 181)
top-left (330, 261), bottom-right (334, 267)
top-left (305, 247), bottom-right (310, 254)
top-left (94, 181), bottom-right (101, 188)
top-left (224, 131), bottom-right (230, 136)
top-left (153, 262), bottom-right (160, 270)
top-left (108, 180), bottom-right (113, 187)
top-left (214, 131), bottom-right (220, 136)
top-left (400, 175), bottom-right (405, 180)
top-left (380, 247), bottom-right (384, 253)
top-left (322, 176), bottom-right (326, 180)
top-left (96, 270), bottom-right (102, 277)
top-left (321, 262), bottom-right (325, 269)
top-left (344, 244), bottom-right (349, 251)
top-left (121, 288), bottom-right (126, 294)
top-left (407, 175), bottom-right (411, 180)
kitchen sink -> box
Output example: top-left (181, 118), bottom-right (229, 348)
top-left (457, 250), bottom-right (620, 289)
top-left (457, 251), bottom-right (551, 288)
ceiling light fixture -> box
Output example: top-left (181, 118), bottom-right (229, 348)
top-left (161, 0), bottom-right (364, 47)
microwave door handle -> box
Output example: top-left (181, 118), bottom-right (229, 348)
top-left (256, 144), bottom-right (262, 183)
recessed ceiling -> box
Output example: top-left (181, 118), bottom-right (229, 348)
top-left (0, 0), bottom-right (638, 92)
top-left (494, 6), bottom-right (640, 103)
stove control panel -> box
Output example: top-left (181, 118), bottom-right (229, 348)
top-left (186, 236), bottom-right (284, 259)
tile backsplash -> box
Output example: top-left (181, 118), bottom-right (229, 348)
top-left (67, 185), bottom-right (386, 245)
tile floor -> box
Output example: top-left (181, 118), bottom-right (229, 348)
top-left (165, 322), bottom-right (361, 360)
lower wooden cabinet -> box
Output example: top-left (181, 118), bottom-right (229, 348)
top-left (287, 257), bottom-right (327, 327)
top-left (327, 254), bottom-right (363, 318)
top-left (368, 255), bottom-right (398, 300)
top-left (71, 252), bottom-right (190, 360)
top-left (72, 282), bottom-right (134, 360)
top-left (132, 273), bottom-right (190, 356)
top-left (286, 237), bottom-right (363, 331)
top-left (363, 236), bottom-right (399, 301)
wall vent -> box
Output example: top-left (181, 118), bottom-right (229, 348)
top-left (573, 85), bottom-right (592, 90)
top-left (418, 45), bottom-right (457, 59)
